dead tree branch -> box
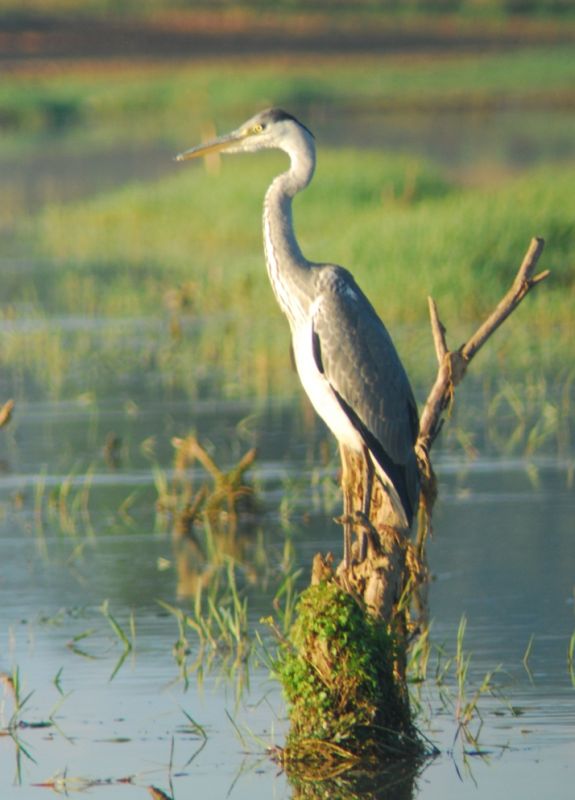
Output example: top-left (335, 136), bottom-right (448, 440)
top-left (417, 237), bottom-right (549, 453)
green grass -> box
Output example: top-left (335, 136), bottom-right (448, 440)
top-left (16, 148), bottom-right (573, 394)
top-left (1, 51), bottom-right (573, 440)
top-left (3, 155), bottom-right (573, 451)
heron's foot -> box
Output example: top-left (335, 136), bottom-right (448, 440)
top-left (333, 513), bottom-right (355, 528)
top-left (337, 568), bottom-right (355, 594)
top-left (333, 514), bottom-right (356, 570)
top-left (354, 511), bottom-right (378, 563)
top-left (354, 510), bottom-right (378, 537)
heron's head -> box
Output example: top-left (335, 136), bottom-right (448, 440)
top-left (175, 108), bottom-right (314, 163)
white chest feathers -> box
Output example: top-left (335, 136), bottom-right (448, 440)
top-left (291, 317), bottom-right (363, 454)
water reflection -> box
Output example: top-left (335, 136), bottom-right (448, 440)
top-left (313, 106), bottom-right (575, 180)
top-left (165, 435), bottom-right (262, 598)
top-left (1, 143), bottom-right (175, 213)
top-left (284, 756), bottom-right (423, 800)
top-left (1, 381), bottom-right (574, 797)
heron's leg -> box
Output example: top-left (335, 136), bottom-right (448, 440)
top-left (339, 444), bottom-right (354, 569)
top-left (358, 448), bottom-right (374, 562)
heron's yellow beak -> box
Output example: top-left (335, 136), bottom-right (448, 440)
top-left (175, 131), bottom-right (244, 162)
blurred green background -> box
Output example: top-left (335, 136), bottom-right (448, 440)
top-left (1, 2), bottom-right (574, 446)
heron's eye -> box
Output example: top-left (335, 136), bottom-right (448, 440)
top-left (252, 123), bottom-right (264, 134)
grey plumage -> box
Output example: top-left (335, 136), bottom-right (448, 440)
top-left (310, 265), bottom-right (419, 525)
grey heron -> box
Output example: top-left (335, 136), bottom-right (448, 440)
top-left (176, 108), bottom-right (419, 566)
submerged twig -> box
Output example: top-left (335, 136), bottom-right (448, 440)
top-left (0, 399), bottom-right (15, 428)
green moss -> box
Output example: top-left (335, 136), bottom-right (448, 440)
top-left (276, 581), bottom-right (420, 761)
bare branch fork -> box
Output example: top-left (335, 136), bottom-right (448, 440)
top-left (417, 237), bottom-right (549, 456)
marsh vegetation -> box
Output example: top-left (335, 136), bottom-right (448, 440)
top-left (1, 25), bottom-right (574, 799)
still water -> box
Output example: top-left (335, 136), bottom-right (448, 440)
top-left (1, 103), bottom-right (574, 798)
top-left (0, 370), bottom-right (574, 799)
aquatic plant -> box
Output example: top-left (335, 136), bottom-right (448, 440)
top-left (406, 615), bottom-right (515, 763)
top-left (159, 558), bottom-right (252, 690)
top-left (0, 666), bottom-right (66, 784)
top-left (99, 600), bottom-right (135, 680)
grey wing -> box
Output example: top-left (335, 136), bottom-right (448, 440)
top-left (312, 266), bottom-right (419, 522)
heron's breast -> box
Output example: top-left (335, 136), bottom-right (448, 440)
top-left (291, 321), bottom-right (363, 453)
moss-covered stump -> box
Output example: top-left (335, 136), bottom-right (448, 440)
top-left (275, 580), bottom-right (422, 767)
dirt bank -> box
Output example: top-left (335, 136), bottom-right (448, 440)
top-left (1, 10), bottom-right (574, 67)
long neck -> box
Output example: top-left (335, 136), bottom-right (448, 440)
top-left (263, 138), bottom-right (316, 328)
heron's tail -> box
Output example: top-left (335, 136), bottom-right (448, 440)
top-left (370, 457), bottom-right (413, 529)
